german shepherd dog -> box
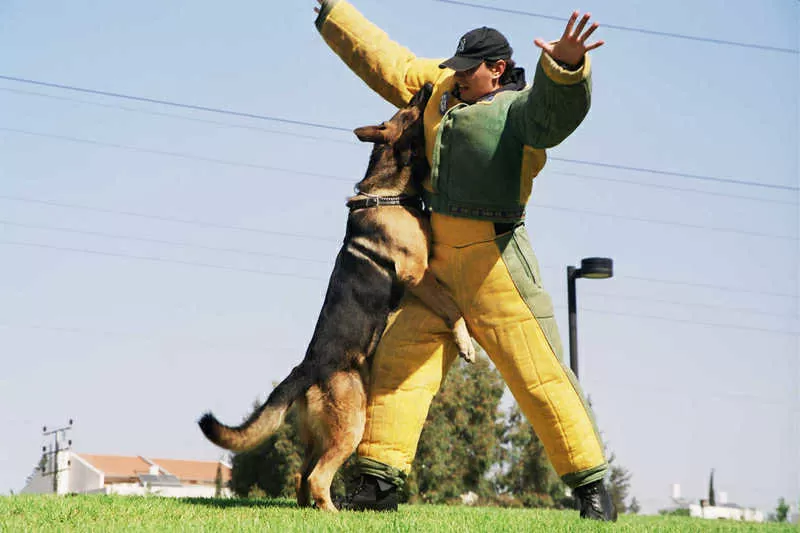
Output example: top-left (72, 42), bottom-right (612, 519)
top-left (199, 83), bottom-right (473, 511)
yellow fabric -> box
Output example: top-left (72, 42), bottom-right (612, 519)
top-left (539, 46), bottom-right (592, 85)
top-left (318, 0), bottom-right (557, 197)
top-left (358, 214), bottom-right (607, 478)
top-left (519, 145), bottom-right (547, 204)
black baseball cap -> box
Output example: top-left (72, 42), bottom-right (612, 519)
top-left (439, 27), bottom-right (513, 71)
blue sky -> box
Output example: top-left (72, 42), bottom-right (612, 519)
top-left (0, 0), bottom-right (797, 515)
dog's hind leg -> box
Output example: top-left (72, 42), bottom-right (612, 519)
top-left (406, 270), bottom-right (475, 363)
top-left (296, 444), bottom-right (316, 507)
top-left (307, 372), bottom-right (366, 512)
top-left (295, 398), bottom-right (317, 508)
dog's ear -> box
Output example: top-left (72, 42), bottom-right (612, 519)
top-left (409, 82), bottom-right (434, 109)
top-left (354, 125), bottom-right (389, 144)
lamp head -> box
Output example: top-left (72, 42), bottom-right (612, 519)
top-left (579, 257), bottom-right (613, 279)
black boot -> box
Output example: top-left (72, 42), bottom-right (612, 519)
top-left (573, 480), bottom-right (618, 521)
top-left (337, 474), bottom-right (398, 512)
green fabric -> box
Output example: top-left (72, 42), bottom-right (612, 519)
top-left (428, 61), bottom-right (591, 223)
top-left (314, 0), bottom-right (340, 31)
top-left (562, 463), bottom-right (609, 489)
top-left (494, 226), bottom-right (562, 357)
top-left (353, 456), bottom-right (406, 489)
top-left (507, 61), bottom-right (591, 150)
top-left (496, 225), bottom-right (607, 483)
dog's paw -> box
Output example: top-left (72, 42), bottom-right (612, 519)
top-left (459, 343), bottom-right (477, 364)
top-left (453, 317), bottom-right (475, 363)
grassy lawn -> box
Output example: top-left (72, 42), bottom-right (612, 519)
top-left (0, 495), bottom-right (794, 532)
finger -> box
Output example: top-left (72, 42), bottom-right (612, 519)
top-left (534, 38), bottom-right (554, 55)
top-left (573, 13), bottom-right (591, 38)
top-left (584, 40), bottom-right (605, 52)
top-left (579, 22), bottom-right (599, 43)
top-left (562, 11), bottom-right (578, 40)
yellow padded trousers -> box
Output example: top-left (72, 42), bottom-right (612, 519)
top-left (357, 213), bottom-right (608, 488)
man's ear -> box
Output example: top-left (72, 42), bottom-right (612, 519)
top-left (354, 125), bottom-right (389, 143)
top-left (491, 59), bottom-right (507, 79)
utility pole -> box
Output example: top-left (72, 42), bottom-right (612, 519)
top-left (41, 419), bottom-right (74, 494)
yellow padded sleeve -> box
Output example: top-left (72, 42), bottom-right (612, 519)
top-left (318, 1), bottom-right (447, 108)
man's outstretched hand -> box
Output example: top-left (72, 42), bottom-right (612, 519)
top-left (534, 11), bottom-right (604, 67)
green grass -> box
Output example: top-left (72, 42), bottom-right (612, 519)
top-left (0, 495), bottom-right (795, 532)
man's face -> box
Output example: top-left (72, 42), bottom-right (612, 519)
top-left (453, 61), bottom-right (504, 103)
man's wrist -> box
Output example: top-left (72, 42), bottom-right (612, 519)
top-left (315, 0), bottom-right (340, 31)
top-left (554, 56), bottom-right (585, 71)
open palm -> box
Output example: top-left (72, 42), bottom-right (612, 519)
top-left (534, 11), bottom-right (604, 67)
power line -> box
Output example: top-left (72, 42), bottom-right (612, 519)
top-left (538, 264), bottom-right (798, 299)
top-left (1, 193), bottom-right (797, 300)
top-left (5, 321), bottom-right (796, 388)
top-left (0, 220), bottom-right (334, 264)
top-left (0, 86), bottom-right (357, 145)
top-left (4, 239), bottom-right (798, 335)
top-left (0, 322), bottom-right (301, 353)
top-left (1, 75), bottom-right (795, 193)
top-left (549, 156), bottom-right (798, 192)
top-left (603, 380), bottom-right (796, 408)
top-left (570, 306), bottom-right (799, 336)
top-left (5, 217), bottom-right (794, 317)
top-left (4, 85), bottom-right (796, 206)
top-left (0, 194), bottom-right (342, 243)
top-left (5, 85), bottom-right (794, 206)
top-left (580, 290), bottom-right (798, 319)
top-left (0, 127), bottom-right (354, 184)
top-left (433, 0), bottom-right (800, 55)
top-left (533, 202), bottom-right (798, 241)
top-left (621, 274), bottom-right (799, 299)
top-left (3, 127), bottom-right (795, 241)
top-left (546, 170), bottom-right (798, 206)
top-left (0, 239), bottom-right (328, 281)
top-left (0, 75), bottom-right (351, 132)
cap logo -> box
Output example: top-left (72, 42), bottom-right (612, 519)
top-left (457, 37), bottom-right (466, 53)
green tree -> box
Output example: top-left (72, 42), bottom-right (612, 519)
top-left (607, 452), bottom-right (632, 514)
top-left (584, 396), bottom-right (637, 514)
top-left (658, 507), bottom-right (690, 517)
top-left (230, 400), bottom-right (303, 498)
top-left (497, 404), bottom-right (568, 508)
top-left (408, 354), bottom-right (506, 503)
top-left (775, 497), bottom-right (789, 523)
top-left (628, 496), bottom-right (641, 514)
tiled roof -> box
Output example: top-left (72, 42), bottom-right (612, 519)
top-left (76, 454), bottom-right (151, 478)
top-left (75, 454), bottom-right (231, 484)
top-left (150, 458), bottom-right (231, 484)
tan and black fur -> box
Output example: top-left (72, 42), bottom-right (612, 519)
top-left (198, 83), bottom-right (472, 511)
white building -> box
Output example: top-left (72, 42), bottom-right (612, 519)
top-left (669, 483), bottom-right (764, 523)
top-left (688, 502), bottom-right (765, 523)
top-left (22, 451), bottom-right (232, 498)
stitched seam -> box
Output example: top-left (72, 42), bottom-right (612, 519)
top-left (517, 320), bottom-right (575, 467)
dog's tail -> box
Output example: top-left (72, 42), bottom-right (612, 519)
top-left (198, 363), bottom-right (311, 452)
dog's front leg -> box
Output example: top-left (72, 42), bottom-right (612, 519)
top-left (406, 270), bottom-right (475, 363)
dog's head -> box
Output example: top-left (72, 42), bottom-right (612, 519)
top-left (353, 83), bottom-right (434, 193)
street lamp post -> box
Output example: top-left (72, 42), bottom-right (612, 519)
top-left (567, 257), bottom-right (613, 380)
